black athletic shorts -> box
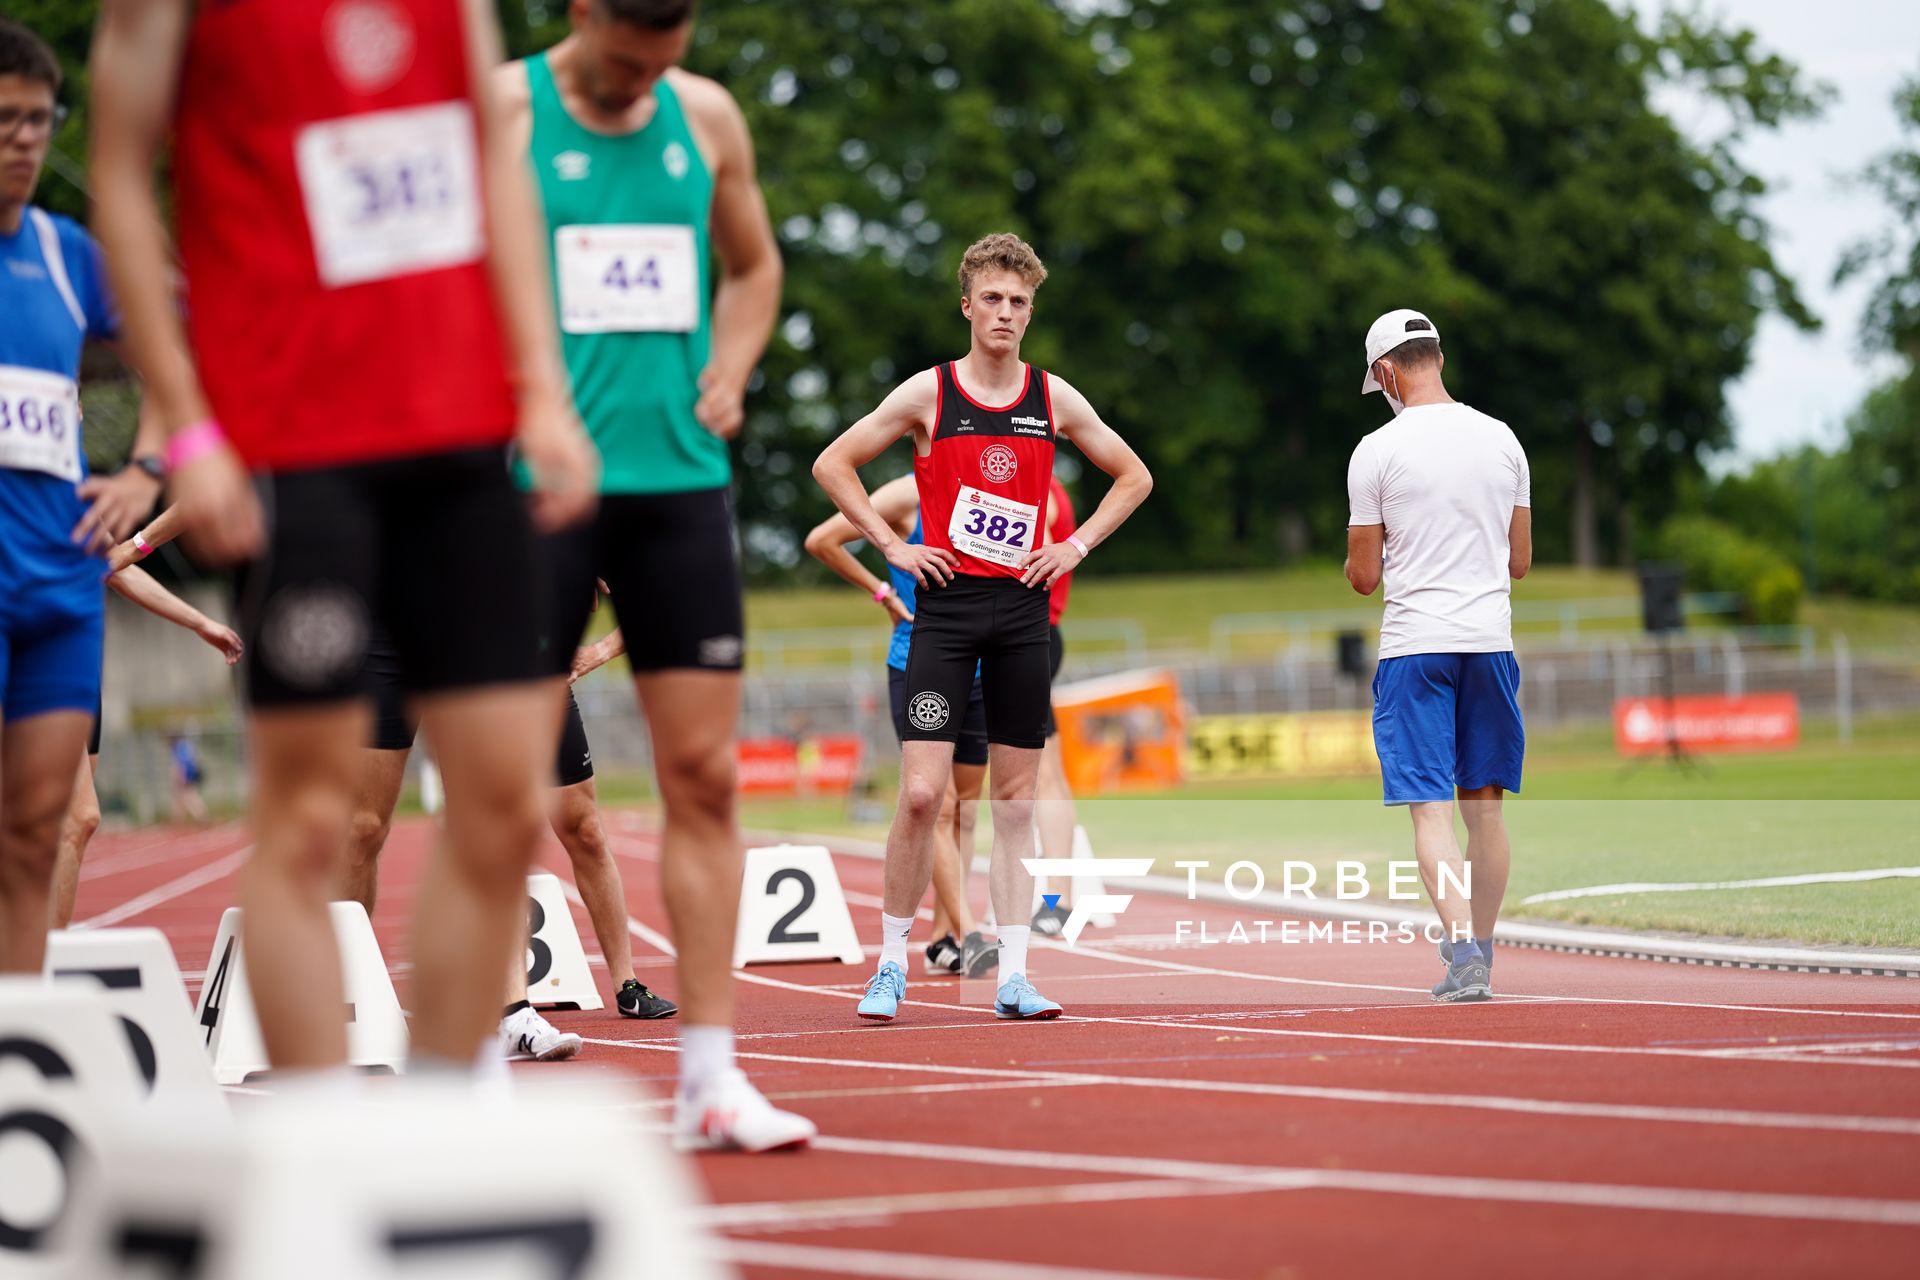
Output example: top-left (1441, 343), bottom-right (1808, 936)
top-left (88, 691), bottom-right (101, 757)
top-left (1043, 623), bottom-right (1064, 738)
top-left (366, 634), bottom-right (593, 787)
top-left (539, 486), bottom-right (744, 677)
top-left (901, 574), bottom-right (1051, 751)
top-left (889, 667), bottom-right (988, 766)
top-left (236, 446), bottom-right (538, 708)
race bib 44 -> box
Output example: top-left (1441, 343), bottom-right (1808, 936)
top-left (555, 224), bottom-right (700, 334)
top-left (296, 100), bottom-right (485, 288)
top-left (0, 365), bottom-right (82, 484)
top-left (948, 485), bottom-right (1039, 569)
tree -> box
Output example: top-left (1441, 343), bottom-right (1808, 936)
top-left (23, 2), bottom-right (1825, 579)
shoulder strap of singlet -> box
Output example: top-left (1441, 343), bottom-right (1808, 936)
top-left (29, 209), bottom-right (87, 335)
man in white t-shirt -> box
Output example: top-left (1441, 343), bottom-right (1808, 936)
top-left (1344, 308), bottom-right (1532, 1002)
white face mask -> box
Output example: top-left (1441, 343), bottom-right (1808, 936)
top-left (1379, 363), bottom-right (1404, 416)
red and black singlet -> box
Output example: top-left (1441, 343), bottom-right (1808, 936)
top-left (914, 361), bottom-right (1057, 580)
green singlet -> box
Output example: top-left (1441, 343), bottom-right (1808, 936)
top-left (525, 53), bottom-right (724, 494)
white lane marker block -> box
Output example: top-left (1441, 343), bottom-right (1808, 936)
top-left (59, 1077), bottom-right (727, 1280)
top-left (735, 845), bottom-right (864, 966)
top-left (0, 977), bottom-right (141, 1269)
top-left (193, 902), bottom-right (408, 1085)
top-left (525, 873), bottom-right (602, 1011)
top-left (44, 928), bottom-right (226, 1124)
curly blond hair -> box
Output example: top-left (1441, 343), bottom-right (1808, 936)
top-left (957, 233), bottom-right (1048, 298)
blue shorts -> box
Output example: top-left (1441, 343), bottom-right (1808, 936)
top-left (1, 600), bottom-right (104, 722)
top-left (1371, 651), bottom-right (1524, 805)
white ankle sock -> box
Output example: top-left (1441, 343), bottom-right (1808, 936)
top-left (679, 1024), bottom-right (735, 1093)
top-left (998, 924), bottom-right (1031, 979)
top-left (879, 912), bottom-right (914, 970)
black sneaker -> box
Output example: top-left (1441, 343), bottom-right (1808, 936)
top-left (1031, 904), bottom-right (1071, 937)
top-left (617, 979), bottom-right (678, 1019)
top-left (961, 930), bottom-right (999, 978)
top-left (923, 934), bottom-right (963, 976)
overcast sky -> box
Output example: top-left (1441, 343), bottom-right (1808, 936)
top-left (1623, 0), bottom-right (1919, 463)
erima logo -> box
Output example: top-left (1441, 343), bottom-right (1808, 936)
top-left (553, 150), bottom-right (591, 181)
top-left (1020, 858), bottom-right (1157, 944)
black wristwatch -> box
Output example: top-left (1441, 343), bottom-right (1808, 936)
top-left (130, 455), bottom-right (167, 482)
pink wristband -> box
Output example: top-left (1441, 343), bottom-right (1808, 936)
top-left (873, 584), bottom-right (893, 604)
top-left (133, 532), bottom-right (154, 556)
top-left (1067, 533), bottom-right (1089, 558)
top-left (164, 419), bottom-right (226, 473)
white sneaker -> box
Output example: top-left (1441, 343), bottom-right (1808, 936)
top-left (674, 1068), bottom-right (816, 1153)
top-left (500, 1007), bottom-right (582, 1062)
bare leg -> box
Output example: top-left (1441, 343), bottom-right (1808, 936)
top-left (338, 748), bottom-right (409, 916)
top-left (241, 704), bottom-right (366, 1066)
top-left (0, 711), bottom-right (93, 971)
top-left (952, 761), bottom-right (985, 916)
top-left (1408, 800), bottom-right (1476, 943)
top-left (49, 753), bottom-right (100, 929)
top-left (926, 775), bottom-right (975, 938)
top-left (410, 683), bottom-right (552, 1063)
top-left (1035, 732), bottom-right (1077, 903)
top-left (884, 740), bottom-right (957, 918)
top-left (985, 745), bottom-right (1041, 931)
top-left (635, 671), bottom-right (743, 1027)
top-left (549, 775), bottom-right (637, 985)
top-left (1457, 784), bottom-right (1509, 939)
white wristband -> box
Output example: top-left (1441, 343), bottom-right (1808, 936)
top-left (1067, 533), bottom-right (1089, 558)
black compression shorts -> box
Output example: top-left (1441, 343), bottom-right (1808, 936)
top-left (890, 667), bottom-right (988, 766)
top-left (538, 486), bottom-right (744, 677)
top-left (901, 574), bottom-right (1051, 751)
top-left (366, 634), bottom-right (593, 787)
top-left (235, 446), bottom-right (538, 709)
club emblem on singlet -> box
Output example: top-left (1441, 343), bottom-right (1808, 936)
top-left (980, 444), bottom-right (1018, 484)
top-left (663, 141), bottom-right (691, 181)
top-left (909, 691), bottom-right (951, 731)
top-left (323, 0), bottom-right (415, 95)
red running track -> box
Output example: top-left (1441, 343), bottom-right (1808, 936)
top-left (70, 814), bottom-right (1920, 1279)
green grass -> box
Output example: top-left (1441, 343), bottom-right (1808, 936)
top-left (742, 564), bottom-right (1920, 666)
top-left (729, 709), bottom-right (1920, 949)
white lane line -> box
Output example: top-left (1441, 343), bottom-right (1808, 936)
top-left (1703, 1040), bottom-right (1920, 1060)
top-left (790, 1134), bottom-right (1920, 1229)
top-left (1523, 867), bottom-right (1920, 904)
top-left (79, 825), bottom-right (245, 882)
top-left (73, 847), bottom-right (250, 931)
top-left (589, 1038), bottom-right (1920, 1137)
top-left (715, 1240), bottom-right (1193, 1280)
top-left (606, 903), bottom-right (1920, 1073)
top-left (707, 1177), bottom-right (1263, 1233)
top-left (1032, 932), bottom-right (1920, 1023)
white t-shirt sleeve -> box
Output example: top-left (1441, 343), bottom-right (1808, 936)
top-left (1347, 438), bottom-right (1383, 526)
top-left (1508, 430), bottom-right (1531, 509)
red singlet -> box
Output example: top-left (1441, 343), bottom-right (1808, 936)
top-left (1046, 473), bottom-right (1076, 625)
top-left (914, 361), bottom-right (1057, 580)
top-left (173, 0), bottom-right (514, 472)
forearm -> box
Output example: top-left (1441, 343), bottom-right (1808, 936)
top-left (706, 257), bottom-right (781, 390)
top-left (91, 168), bottom-right (206, 436)
top-left (813, 456), bottom-right (899, 556)
top-left (1065, 467), bottom-right (1150, 554)
top-left (811, 537), bottom-right (888, 596)
top-left (108, 564), bottom-right (210, 633)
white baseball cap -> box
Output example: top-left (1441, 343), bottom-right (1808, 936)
top-left (1360, 308), bottom-right (1441, 393)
